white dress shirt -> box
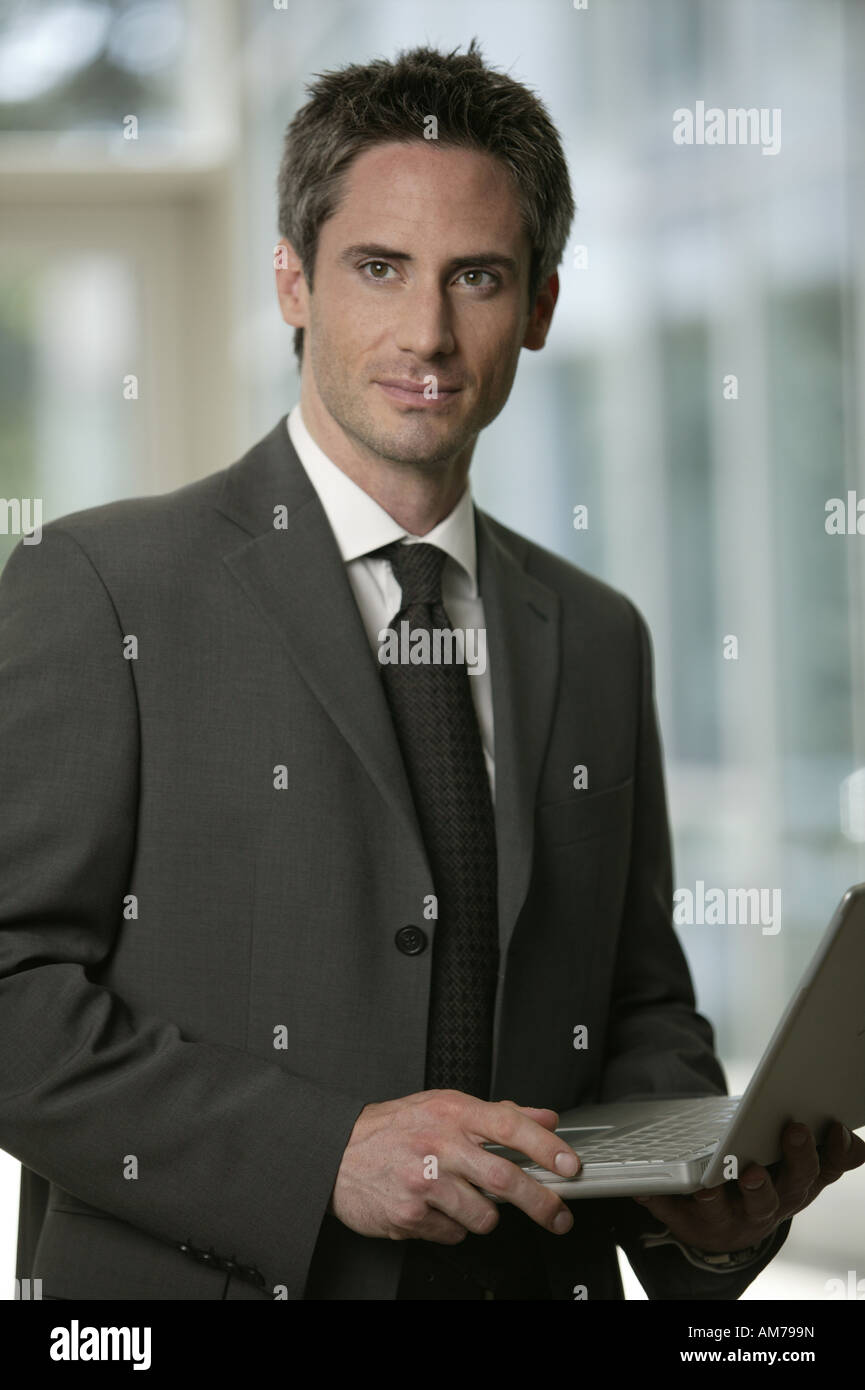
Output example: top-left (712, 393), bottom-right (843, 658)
top-left (287, 405), bottom-right (495, 801)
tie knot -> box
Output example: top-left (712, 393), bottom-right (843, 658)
top-left (378, 541), bottom-right (446, 607)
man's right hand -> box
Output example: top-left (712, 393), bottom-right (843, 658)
top-left (327, 1090), bottom-right (580, 1243)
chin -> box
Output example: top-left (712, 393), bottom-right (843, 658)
top-left (373, 428), bottom-right (464, 468)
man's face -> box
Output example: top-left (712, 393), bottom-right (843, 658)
top-left (287, 141), bottom-right (553, 469)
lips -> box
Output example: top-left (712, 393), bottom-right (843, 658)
top-left (374, 377), bottom-right (465, 408)
top-left (376, 378), bottom-right (463, 393)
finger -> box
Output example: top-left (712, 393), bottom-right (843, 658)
top-left (635, 1185), bottom-right (734, 1246)
top-left (468, 1098), bottom-right (580, 1179)
top-left (425, 1173), bottom-right (501, 1237)
top-left (465, 1143), bottom-right (575, 1235)
top-left (632, 1194), bottom-right (684, 1227)
top-left (773, 1123), bottom-right (821, 1215)
top-left (840, 1127), bottom-right (865, 1169)
top-left (738, 1165), bottom-right (780, 1225)
top-left (816, 1122), bottom-right (865, 1188)
top-left (504, 1102), bottom-right (560, 1131)
top-left (847, 1129), bottom-right (865, 1168)
top-left (410, 1208), bottom-right (471, 1245)
top-left (691, 1182), bottom-right (735, 1227)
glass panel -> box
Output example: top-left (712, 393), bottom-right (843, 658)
top-left (0, 0), bottom-right (187, 135)
top-left (0, 247), bottom-right (141, 573)
top-left (662, 319), bottom-right (720, 763)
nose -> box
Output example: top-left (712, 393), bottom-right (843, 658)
top-left (393, 279), bottom-right (456, 359)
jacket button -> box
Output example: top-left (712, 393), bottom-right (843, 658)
top-left (395, 925), bottom-right (427, 955)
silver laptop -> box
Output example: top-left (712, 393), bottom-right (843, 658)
top-left (485, 882), bottom-right (865, 1198)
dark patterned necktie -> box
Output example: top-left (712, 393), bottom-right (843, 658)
top-left (375, 541), bottom-right (499, 1099)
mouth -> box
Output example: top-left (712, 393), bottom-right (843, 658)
top-left (374, 378), bottom-right (464, 408)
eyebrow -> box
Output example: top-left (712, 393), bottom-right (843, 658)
top-left (339, 243), bottom-right (520, 276)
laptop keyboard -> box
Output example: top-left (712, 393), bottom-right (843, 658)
top-left (538, 1096), bottom-right (741, 1168)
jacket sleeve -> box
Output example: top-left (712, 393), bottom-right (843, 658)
top-left (595, 601), bottom-right (789, 1297)
top-left (0, 527), bottom-right (367, 1299)
top-left (611, 1210), bottom-right (791, 1300)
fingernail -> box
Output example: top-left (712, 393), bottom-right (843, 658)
top-left (842, 1125), bottom-right (852, 1150)
top-left (553, 1209), bottom-right (573, 1234)
top-left (742, 1176), bottom-right (765, 1189)
top-left (789, 1127), bottom-right (807, 1146)
top-left (554, 1149), bottom-right (579, 1176)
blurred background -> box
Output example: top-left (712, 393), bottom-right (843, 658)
top-left (1, 0), bottom-right (864, 1299)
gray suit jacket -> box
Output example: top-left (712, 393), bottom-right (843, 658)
top-left (0, 418), bottom-right (787, 1299)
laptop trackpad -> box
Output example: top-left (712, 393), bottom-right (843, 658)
top-left (489, 1126), bottom-right (615, 1165)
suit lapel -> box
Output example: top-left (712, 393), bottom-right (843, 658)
top-left (216, 419), bottom-right (425, 856)
top-left (215, 418), bottom-right (561, 969)
top-left (476, 512), bottom-right (560, 959)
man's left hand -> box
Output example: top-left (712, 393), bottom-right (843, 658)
top-left (632, 1119), bottom-right (865, 1252)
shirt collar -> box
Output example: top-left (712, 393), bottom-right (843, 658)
top-left (287, 404), bottom-right (478, 596)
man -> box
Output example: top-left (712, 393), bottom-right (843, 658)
top-left (1, 41), bottom-right (861, 1302)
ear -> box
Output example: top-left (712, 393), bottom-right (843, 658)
top-left (275, 238), bottom-right (309, 329)
top-left (522, 271), bottom-right (559, 351)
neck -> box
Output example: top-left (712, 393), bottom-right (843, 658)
top-left (298, 385), bottom-right (473, 536)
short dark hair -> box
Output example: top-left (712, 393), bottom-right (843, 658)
top-left (277, 39), bottom-right (575, 369)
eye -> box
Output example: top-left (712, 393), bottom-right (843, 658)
top-left (456, 269), bottom-right (497, 288)
top-left (360, 260), bottom-right (396, 280)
